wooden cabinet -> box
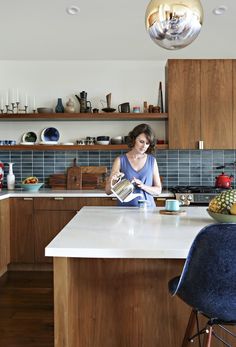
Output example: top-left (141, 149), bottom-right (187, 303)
top-left (0, 199), bottom-right (10, 274)
top-left (10, 198), bottom-right (34, 263)
top-left (34, 198), bottom-right (78, 263)
top-left (77, 197), bottom-right (117, 210)
top-left (167, 59), bottom-right (233, 149)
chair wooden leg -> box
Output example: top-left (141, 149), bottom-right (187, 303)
top-left (203, 326), bottom-right (213, 347)
top-left (181, 309), bottom-right (196, 347)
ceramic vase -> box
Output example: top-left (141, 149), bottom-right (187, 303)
top-left (7, 162), bottom-right (15, 190)
top-left (65, 98), bottom-right (75, 113)
top-left (55, 98), bottom-right (65, 113)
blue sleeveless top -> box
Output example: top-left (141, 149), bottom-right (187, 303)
top-left (118, 154), bottom-right (156, 207)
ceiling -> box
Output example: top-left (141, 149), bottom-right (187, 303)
top-left (0, 0), bottom-right (234, 60)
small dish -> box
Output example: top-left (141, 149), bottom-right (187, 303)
top-left (102, 107), bottom-right (116, 113)
top-left (207, 209), bottom-right (236, 223)
top-left (41, 127), bottom-right (60, 142)
top-left (22, 131), bottom-right (37, 143)
top-left (21, 183), bottom-right (44, 191)
top-left (37, 107), bottom-right (53, 114)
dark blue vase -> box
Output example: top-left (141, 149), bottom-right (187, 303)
top-left (55, 98), bottom-right (64, 113)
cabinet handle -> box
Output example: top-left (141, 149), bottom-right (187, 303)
top-left (53, 197), bottom-right (64, 200)
top-left (111, 197), bottom-right (117, 201)
top-left (23, 197), bottom-right (33, 201)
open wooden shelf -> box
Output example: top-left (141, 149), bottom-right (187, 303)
top-left (0, 144), bottom-right (168, 151)
top-left (0, 112), bottom-right (168, 121)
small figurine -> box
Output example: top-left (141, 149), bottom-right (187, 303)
top-left (65, 98), bottom-right (75, 113)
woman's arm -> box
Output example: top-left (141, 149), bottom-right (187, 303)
top-left (132, 159), bottom-right (162, 196)
top-left (105, 157), bottom-right (121, 195)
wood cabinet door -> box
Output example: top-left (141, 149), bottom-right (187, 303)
top-left (34, 210), bottom-right (76, 263)
top-left (10, 198), bottom-right (34, 263)
top-left (0, 199), bottom-right (10, 273)
top-left (201, 60), bottom-right (233, 149)
top-left (77, 197), bottom-right (117, 210)
top-left (167, 59), bottom-right (201, 149)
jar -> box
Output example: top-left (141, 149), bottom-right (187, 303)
top-left (133, 106), bottom-right (141, 113)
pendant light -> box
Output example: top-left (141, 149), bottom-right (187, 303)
top-left (145, 0), bottom-right (204, 50)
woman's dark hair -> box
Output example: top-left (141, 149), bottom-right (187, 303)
top-left (126, 123), bottom-right (156, 154)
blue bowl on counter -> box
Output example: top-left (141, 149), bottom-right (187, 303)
top-left (21, 183), bottom-right (44, 191)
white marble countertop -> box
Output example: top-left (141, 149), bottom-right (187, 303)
top-left (0, 189), bottom-right (173, 200)
top-left (45, 206), bottom-right (213, 259)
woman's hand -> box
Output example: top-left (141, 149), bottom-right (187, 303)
top-left (111, 172), bottom-right (124, 183)
top-left (132, 177), bottom-right (144, 190)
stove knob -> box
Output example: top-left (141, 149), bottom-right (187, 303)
top-left (180, 194), bottom-right (186, 201)
top-left (187, 194), bottom-right (193, 201)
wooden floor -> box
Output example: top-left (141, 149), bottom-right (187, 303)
top-left (0, 271), bottom-right (54, 347)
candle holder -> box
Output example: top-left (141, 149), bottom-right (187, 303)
top-left (3, 102), bottom-right (28, 114)
top-left (33, 109), bottom-right (36, 113)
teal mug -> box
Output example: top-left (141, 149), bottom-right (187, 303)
top-left (165, 199), bottom-right (182, 212)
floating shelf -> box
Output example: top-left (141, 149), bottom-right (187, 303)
top-left (0, 112), bottom-right (168, 121)
top-left (0, 144), bottom-right (168, 151)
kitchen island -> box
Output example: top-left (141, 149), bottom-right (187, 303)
top-left (46, 206), bottom-right (213, 347)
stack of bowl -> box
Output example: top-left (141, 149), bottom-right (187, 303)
top-left (96, 136), bottom-right (110, 145)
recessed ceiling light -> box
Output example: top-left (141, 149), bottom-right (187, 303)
top-left (66, 5), bottom-right (80, 15)
top-left (212, 5), bottom-right (228, 15)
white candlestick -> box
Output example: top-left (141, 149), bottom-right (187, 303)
top-left (33, 96), bottom-right (36, 109)
top-left (16, 89), bottom-right (19, 102)
top-left (6, 91), bottom-right (9, 105)
top-left (1, 97), bottom-right (3, 109)
top-left (25, 93), bottom-right (28, 106)
top-left (12, 89), bottom-right (15, 103)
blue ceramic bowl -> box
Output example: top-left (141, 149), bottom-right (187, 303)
top-left (21, 183), bottom-right (44, 191)
top-left (97, 136), bottom-right (110, 141)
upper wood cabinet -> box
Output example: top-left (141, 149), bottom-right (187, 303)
top-left (166, 59), bottom-right (233, 149)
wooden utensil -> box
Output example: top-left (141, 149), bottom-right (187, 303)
top-left (67, 159), bottom-right (82, 190)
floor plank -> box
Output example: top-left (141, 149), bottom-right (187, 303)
top-left (0, 271), bottom-right (54, 347)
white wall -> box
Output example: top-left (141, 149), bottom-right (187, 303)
top-left (0, 60), bottom-right (166, 143)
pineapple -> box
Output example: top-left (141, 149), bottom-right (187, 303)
top-left (209, 190), bottom-right (236, 214)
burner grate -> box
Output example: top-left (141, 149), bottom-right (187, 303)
top-left (169, 186), bottom-right (231, 194)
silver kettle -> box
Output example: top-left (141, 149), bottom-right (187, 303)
top-left (111, 174), bottom-right (142, 203)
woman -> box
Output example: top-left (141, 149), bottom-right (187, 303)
top-left (105, 123), bottom-right (162, 207)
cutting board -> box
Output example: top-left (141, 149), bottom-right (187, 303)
top-left (67, 159), bottom-right (82, 190)
top-left (159, 209), bottom-right (186, 215)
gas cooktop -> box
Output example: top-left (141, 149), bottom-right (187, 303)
top-left (169, 186), bottom-right (232, 205)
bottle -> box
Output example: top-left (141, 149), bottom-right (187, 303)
top-left (7, 162), bottom-right (15, 190)
top-left (55, 98), bottom-right (65, 113)
top-left (0, 161), bottom-right (4, 190)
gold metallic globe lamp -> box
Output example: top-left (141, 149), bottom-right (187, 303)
top-left (145, 0), bottom-right (204, 50)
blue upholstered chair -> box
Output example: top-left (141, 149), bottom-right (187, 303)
top-left (168, 223), bottom-right (236, 347)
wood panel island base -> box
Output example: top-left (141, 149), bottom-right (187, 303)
top-left (46, 207), bottom-right (215, 347)
top-left (54, 257), bottom-right (188, 347)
